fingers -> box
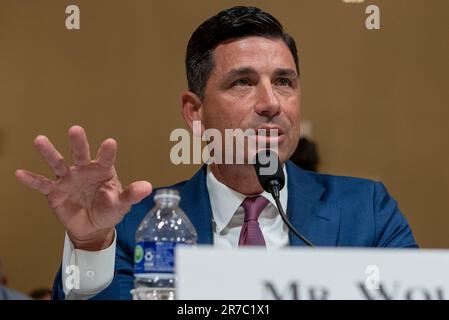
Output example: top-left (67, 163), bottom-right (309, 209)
top-left (15, 169), bottom-right (54, 195)
top-left (96, 138), bottom-right (117, 168)
top-left (118, 181), bottom-right (152, 212)
top-left (34, 135), bottom-right (69, 177)
top-left (69, 125), bottom-right (91, 166)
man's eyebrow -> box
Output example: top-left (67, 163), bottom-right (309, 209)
top-left (221, 67), bottom-right (299, 83)
top-left (222, 67), bottom-right (258, 82)
top-left (273, 68), bottom-right (298, 78)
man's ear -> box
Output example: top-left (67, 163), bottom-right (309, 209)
top-left (181, 91), bottom-right (205, 137)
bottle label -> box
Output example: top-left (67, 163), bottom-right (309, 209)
top-left (134, 241), bottom-right (177, 274)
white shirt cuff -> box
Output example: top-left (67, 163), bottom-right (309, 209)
top-left (61, 230), bottom-right (116, 300)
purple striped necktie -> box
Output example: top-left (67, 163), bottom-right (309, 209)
top-left (238, 196), bottom-right (270, 247)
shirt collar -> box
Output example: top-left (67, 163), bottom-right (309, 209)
top-left (206, 165), bottom-right (288, 234)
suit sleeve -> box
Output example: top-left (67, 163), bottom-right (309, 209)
top-left (373, 181), bottom-right (418, 248)
top-left (51, 198), bottom-right (154, 300)
top-left (52, 237), bottom-right (135, 300)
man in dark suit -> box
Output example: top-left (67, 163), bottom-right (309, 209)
top-left (16, 6), bottom-right (417, 300)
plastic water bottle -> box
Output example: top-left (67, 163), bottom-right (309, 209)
top-left (132, 189), bottom-right (197, 300)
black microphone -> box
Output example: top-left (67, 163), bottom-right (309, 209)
top-left (254, 150), bottom-right (314, 247)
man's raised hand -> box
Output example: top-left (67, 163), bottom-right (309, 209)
top-left (15, 125), bottom-right (152, 250)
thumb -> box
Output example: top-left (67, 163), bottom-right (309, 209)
top-left (117, 181), bottom-right (152, 213)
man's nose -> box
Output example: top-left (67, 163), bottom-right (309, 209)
top-left (254, 81), bottom-right (281, 118)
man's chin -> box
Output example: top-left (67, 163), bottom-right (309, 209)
top-left (247, 147), bottom-right (289, 164)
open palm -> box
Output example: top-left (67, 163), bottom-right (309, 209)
top-left (15, 125), bottom-right (152, 250)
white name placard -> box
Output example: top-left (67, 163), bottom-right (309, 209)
top-left (176, 247), bottom-right (449, 300)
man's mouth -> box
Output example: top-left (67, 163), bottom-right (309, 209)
top-left (249, 126), bottom-right (287, 145)
top-left (255, 126), bottom-right (285, 137)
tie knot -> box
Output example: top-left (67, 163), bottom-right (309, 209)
top-left (241, 196), bottom-right (270, 222)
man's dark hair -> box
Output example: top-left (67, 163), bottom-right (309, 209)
top-left (186, 6), bottom-right (300, 100)
top-left (29, 287), bottom-right (52, 300)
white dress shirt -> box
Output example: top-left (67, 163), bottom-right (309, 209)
top-left (62, 165), bottom-right (289, 299)
top-left (207, 166), bottom-right (289, 249)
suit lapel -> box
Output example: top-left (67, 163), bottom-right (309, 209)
top-left (177, 162), bottom-right (341, 247)
top-left (178, 165), bottom-right (214, 245)
top-left (286, 161), bottom-right (341, 246)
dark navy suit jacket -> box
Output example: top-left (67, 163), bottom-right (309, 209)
top-left (52, 161), bottom-right (418, 299)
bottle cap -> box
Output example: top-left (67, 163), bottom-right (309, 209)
top-left (154, 188), bottom-right (181, 201)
